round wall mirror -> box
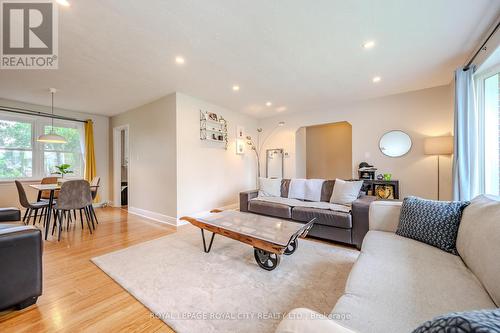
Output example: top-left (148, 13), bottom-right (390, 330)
top-left (379, 130), bottom-right (412, 157)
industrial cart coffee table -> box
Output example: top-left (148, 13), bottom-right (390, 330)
top-left (180, 210), bottom-right (315, 271)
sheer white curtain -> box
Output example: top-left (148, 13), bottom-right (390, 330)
top-left (452, 67), bottom-right (481, 200)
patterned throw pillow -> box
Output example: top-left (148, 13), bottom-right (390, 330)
top-left (396, 196), bottom-right (469, 254)
top-left (413, 308), bottom-right (500, 333)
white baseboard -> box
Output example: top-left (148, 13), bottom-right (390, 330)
top-left (188, 203), bottom-right (239, 218)
top-left (127, 206), bottom-right (178, 226)
top-left (126, 203), bottom-right (239, 227)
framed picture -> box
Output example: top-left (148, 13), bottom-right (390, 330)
top-left (236, 139), bottom-right (245, 155)
top-left (374, 184), bottom-right (395, 199)
top-left (236, 125), bottom-right (245, 139)
top-left (208, 112), bottom-right (218, 122)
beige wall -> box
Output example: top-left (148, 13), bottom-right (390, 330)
top-left (110, 94), bottom-right (177, 221)
top-left (305, 121), bottom-right (352, 179)
top-left (0, 98), bottom-right (110, 208)
top-left (176, 93), bottom-right (258, 217)
top-left (110, 92), bottom-right (257, 222)
top-left (259, 84), bottom-right (454, 200)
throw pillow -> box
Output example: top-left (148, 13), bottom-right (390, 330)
top-left (396, 196), bottom-right (469, 254)
top-left (330, 179), bottom-right (363, 205)
top-left (413, 308), bottom-right (500, 333)
top-left (304, 179), bottom-right (325, 202)
top-left (258, 177), bottom-right (281, 197)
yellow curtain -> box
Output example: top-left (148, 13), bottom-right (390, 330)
top-left (84, 120), bottom-right (99, 202)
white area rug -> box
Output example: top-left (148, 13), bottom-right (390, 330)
top-left (92, 225), bottom-right (358, 333)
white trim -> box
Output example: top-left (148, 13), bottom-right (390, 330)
top-left (112, 125), bottom-right (129, 207)
top-left (127, 206), bottom-right (178, 226)
top-left (187, 203), bottom-right (239, 218)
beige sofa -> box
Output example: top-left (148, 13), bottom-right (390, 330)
top-left (276, 195), bottom-right (500, 333)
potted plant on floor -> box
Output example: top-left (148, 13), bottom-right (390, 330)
top-left (53, 164), bottom-right (73, 185)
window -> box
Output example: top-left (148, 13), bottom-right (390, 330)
top-left (0, 117), bottom-right (33, 179)
top-left (0, 112), bottom-right (84, 180)
top-left (476, 65), bottom-right (500, 196)
top-left (42, 124), bottom-right (84, 178)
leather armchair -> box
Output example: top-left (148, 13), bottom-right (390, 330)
top-left (0, 207), bottom-right (21, 222)
top-left (0, 225), bottom-right (43, 310)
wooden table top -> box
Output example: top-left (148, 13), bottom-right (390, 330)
top-left (29, 184), bottom-right (99, 191)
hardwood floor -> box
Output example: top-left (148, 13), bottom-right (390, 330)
top-left (0, 207), bottom-right (177, 333)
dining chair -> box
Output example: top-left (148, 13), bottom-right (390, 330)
top-left (52, 180), bottom-right (94, 241)
top-left (38, 177), bottom-right (59, 201)
top-left (89, 176), bottom-right (101, 224)
top-left (15, 180), bottom-right (50, 226)
top-left (36, 176), bottom-right (59, 225)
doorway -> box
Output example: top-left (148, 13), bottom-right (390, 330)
top-left (113, 125), bottom-right (129, 207)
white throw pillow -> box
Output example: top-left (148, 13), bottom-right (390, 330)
top-left (330, 179), bottom-right (363, 205)
top-left (304, 179), bottom-right (325, 202)
top-left (258, 177), bottom-right (282, 197)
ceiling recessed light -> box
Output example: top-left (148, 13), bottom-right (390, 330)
top-left (56, 0), bottom-right (70, 6)
top-left (362, 40), bottom-right (375, 49)
top-left (175, 56), bottom-right (185, 65)
top-left (232, 85), bottom-right (240, 92)
top-left (276, 106), bottom-right (287, 112)
top-left (372, 76), bottom-right (381, 83)
top-left (265, 101), bottom-right (272, 107)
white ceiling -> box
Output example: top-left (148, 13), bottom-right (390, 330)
top-left (0, 0), bottom-right (499, 118)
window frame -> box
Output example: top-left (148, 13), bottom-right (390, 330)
top-left (475, 63), bottom-right (500, 195)
top-left (0, 111), bottom-right (85, 182)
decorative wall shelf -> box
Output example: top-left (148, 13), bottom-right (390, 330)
top-left (200, 111), bottom-right (228, 149)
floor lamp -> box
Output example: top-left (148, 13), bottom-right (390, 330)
top-left (424, 136), bottom-right (454, 200)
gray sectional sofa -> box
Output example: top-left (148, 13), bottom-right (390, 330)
top-left (240, 179), bottom-right (376, 249)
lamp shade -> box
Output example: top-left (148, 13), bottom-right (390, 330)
top-left (424, 136), bottom-right (453, 155)
top-left (37, 133), bottom-right (67, 144)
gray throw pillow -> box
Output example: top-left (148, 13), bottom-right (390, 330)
top-left (413, 308), bottom-right (500, 333)
top-left (396, 196), bottom-right (469, 254)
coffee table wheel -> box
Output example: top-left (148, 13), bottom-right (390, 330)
top-left (284, 239), bottom-right (298, 255)
top-left (254, 248), bottom-right (280, 271)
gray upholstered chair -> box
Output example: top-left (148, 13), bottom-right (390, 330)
top-left (52, 180), bottom-right (94, 241)
top-left (15, 181), bottom-right (50, 226)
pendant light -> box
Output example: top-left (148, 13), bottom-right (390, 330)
top-left (37, 88), bottom-right (67, 144)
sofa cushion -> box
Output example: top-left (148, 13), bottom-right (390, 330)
top-left (280, 179), bottom-right (291, 198)
top-left (330, 179), bottom-right (364, 205)
top-left (457, 195), bottom-right (500, 307)
top-left (320, 180), bottom-right (335, 202)
top-left (248, 200), bottom-right (291, 219)
top-left (396, 196), bottom-right (469, 254)
top-left (292, 207), bottom-right (352, 229)
top-left (332, 231), bottom-right (496, 333)
top-left (412, 308), bottom-right (500, 333)
top-left (258, 177), bottom-right (281, 197)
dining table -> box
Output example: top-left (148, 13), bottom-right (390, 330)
top-left (29, 183), bottom-right (98, 240)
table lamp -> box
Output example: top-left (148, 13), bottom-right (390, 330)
top-left (424, 136), bottom-right (454, 200)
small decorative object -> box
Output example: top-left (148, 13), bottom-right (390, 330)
top-left (236, 125), bottom-right (245, 139)
top-left (376, 174), bottom-right (384, 180)
top-left (383, 173), bottom-right (392, 181)
top-left (218, 134), bottom-right (223, 141)
top-left (375, 184), bottom-right (394, 199)
top-left (358, 162), bottom-right (377, 180)
top-left (236, 139), bottom-right (245, 155)
top-left (208, 112), bottom-right (218, 122)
